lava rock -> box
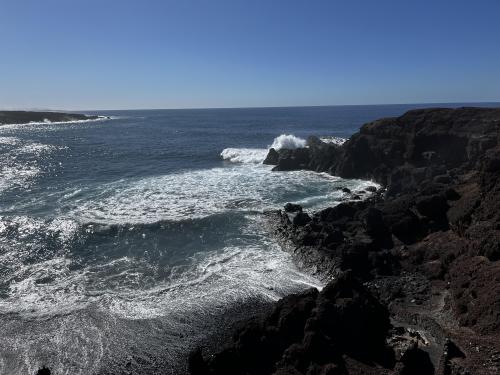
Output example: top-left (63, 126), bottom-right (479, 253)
top-left (263, 147), bottom-right (279, 165)
top-left (292, 212), bottom-right (311, 226)
top-left (284, 203), bottom-right (302, 213)
top-left (272, 148), bottom-right (310, 171)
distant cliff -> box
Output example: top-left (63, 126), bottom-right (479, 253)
top-left (0, 110), bottom-right (101, 125)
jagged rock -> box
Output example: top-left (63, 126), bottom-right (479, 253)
top-left (190, 108), bottom-right (500, 374)
top-left (292, 212), bottom-right (311, 226)
top-left (272, 148), bottom-right (310, 171)
top-left (189, 274), bottom-right (398, 375)
top-left (263, 148), bottom-right (280, 165)
top-left (284, 203), bottom-right (303, 213)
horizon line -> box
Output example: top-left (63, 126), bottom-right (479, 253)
top-left (3, 100), bottom-right (500, 113)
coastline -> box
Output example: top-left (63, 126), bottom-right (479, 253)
top-left (189, 107), bottom-right (500, 374)
top-left (0, 110), bottom-right (109, 126)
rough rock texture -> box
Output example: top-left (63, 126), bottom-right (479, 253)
top-left (191, 108), bottom-right (500, 374)
top-left (190, 273), bottom-right (422, 375)
top-left (0, 110), bottom-right (101, 125)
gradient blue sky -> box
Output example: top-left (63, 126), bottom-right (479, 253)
top-left (1, 0), bottom-right (499, 110)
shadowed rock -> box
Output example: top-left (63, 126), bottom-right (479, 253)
top-left (191, 108), bottom-right (500, 375)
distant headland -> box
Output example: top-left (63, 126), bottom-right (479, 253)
top-left (0, 111), bottom-right (105, 125)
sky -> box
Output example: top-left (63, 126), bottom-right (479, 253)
top-left (1, 0), bottom-right (499, 110)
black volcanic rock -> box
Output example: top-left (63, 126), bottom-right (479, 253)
top-left (189, 273), bottom-right (399, 375)
top-left (292, 211), bottom-right (311, 226)
top-left (190, 108), bottom-right (500, 375)
top-left (0, 110), bottom-right (100, 125)
top-left (263, 136), bottom-right (343, 172)
top-left (284, 203), bottom-right (303, 213)
top-left (272, 148), bottom-right (310, 171)
top-left (263, 147), bottom-right (280, 165)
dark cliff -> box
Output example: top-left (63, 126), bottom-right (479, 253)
top-left (190, 108), bottom-right (500, 375)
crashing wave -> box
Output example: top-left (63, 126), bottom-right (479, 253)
top-left (270, 134), bottom-right (306, 150)
top-left (221, 134), bottom-right (307, 164)
top-left (220, 148), bottom-right (268, 164)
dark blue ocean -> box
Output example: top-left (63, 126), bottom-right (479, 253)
top-left (0, 104), bottom-right (497, 374)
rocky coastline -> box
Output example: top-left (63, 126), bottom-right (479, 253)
top-left (0, 110), bottom-right (103, 125)
top-left (189, 108), bottom-right (500, 374)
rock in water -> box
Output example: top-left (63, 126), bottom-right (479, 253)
top-left (189, 108), bottom-right (500, 375)
top-left (271, 148), bottom-right (310, 171)
top-left (284, 202), bottom-right (302, 212)
top-left (262, 147), bottom-right (279, 165)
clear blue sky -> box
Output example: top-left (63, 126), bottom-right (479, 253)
top-left (1, 0), bottom-right (499, 110)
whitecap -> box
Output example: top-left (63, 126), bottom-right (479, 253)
top-left (269, 134), bottom-right (307, 150)
top-left (220, 134), bottom-right (307, 165)
top-left (220, 148), bottom-right (268, 163)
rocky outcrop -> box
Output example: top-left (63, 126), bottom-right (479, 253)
top-left (266, 107), bottom-right (500, 194)
top-left (0, 110), bottom-right (102, 125)
top-left (189, 272), bottom-right (432, 375)
top-left (192, 108), bottom-right (500, 374)
top-left (268, 136), bottom-right (343, 172)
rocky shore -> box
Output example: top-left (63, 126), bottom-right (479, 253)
top-left (0, 110), bottom-right (102, 125)
top-left (189, 108), bottom-right (500, 374)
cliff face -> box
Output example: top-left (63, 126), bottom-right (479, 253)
top-left (190, 108), bottom-right (500, 375)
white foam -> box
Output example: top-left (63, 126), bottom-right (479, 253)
top-left (220, 148), bottom-right (268, 163)
top-left (0, 131), bottom-right (66, 192)
top-left (270, 134), bottom-right (307, 150)
top-left (0, 164), bottom-right (40, 192)
top-left (0, 115), bottom-right (110, 127)
top-left (319, 136), bottom-right (347, 146)
top-left (0, 212), bottom-right (322, 320)
top-left (63, 164), bottom-right (360, 224)
top-left (0, 136), bottom-right (21, 145)
top-left (220, 134), bottom-right (307, 165)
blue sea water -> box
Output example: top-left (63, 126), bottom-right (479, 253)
top-left (0, 104), bottom-right (497, 374)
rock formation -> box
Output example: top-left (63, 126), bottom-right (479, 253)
top-left (0, 110), bottom-right (101, 125)
top-left (190, 108), bottom-right (500, 374)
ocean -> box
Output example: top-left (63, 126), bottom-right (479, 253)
top-left (0, 104), bottom-right (496, 374)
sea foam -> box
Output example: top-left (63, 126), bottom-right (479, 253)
top-left (221, 134), bottom-right (307, 164)
top-left (220, 148), bottom-right (268, 164)
top-left (269, 134), bottom-right (306, 150)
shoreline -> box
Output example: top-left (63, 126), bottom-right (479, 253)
top-left (189, 107), bottom-right (500, 374)
top-left (0, 110), bottom-right (110, 126)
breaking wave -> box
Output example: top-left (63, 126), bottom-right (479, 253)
top-left (220, 148), bottom-right (268, 164)
top-left (270, 134), bottom-right (306, 150)
top-left (221, 134), bottom-right (307, 164)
